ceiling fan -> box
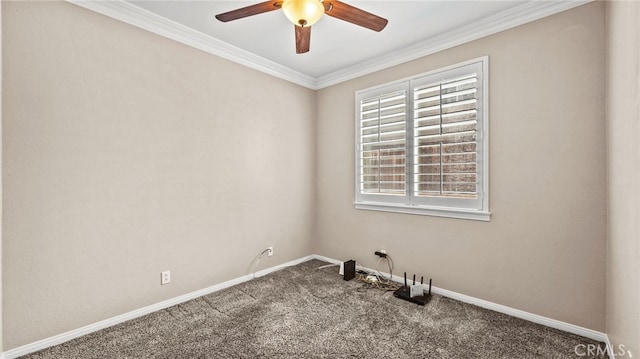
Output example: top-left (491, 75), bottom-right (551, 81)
top-left (215, 0), bottom-right (388, 54)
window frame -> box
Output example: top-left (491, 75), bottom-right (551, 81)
top-left (354, 57), bottom-right (490, 221)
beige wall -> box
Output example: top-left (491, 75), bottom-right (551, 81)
top-left (2, 0), bottom-right (624, 352)
top-left (2, 1), bottom-right (315, 349)
top-left (316, 2), bottom-right (606, 331)
top-left (0, 0), bottom-right (3, 353)
top-left (606, 1), bottom-right (640, 357)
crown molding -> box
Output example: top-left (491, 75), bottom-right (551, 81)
top-left (315, 0), bottom-right (592, 88)
top-left (67, 0), bottom-right (591, 90)
top-left (67, 0), bottom-right (317, 89)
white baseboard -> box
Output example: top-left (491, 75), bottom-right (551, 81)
top-left (428, 284), bottom-right (607, 342)
top-left (312, 254), bottom-right (608, 344)
top-left (3, 255), bottom-right (312, 359)
top-left (3, 254), bottom-right (608, 358)
top-left (310, 254), bottom-right (343, 265)
top-left (604, 334), bottom-right (613, 359)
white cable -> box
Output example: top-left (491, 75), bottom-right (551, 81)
top-left (317, 263), bottom-right (340, 270)
top-left (375, 255), bottom-right (394, 280)
top-left (252, 248), bottom-right (271, 279)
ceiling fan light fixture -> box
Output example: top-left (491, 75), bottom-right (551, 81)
top-left (281, 0), bottom-right (324, 27)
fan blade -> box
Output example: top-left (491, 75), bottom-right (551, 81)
top-left (323, 1), bottom-right (388, 32)
top-left (295, 25), bottom-right (311, 54)
top-left (215, 1), bottom-right (282, 22)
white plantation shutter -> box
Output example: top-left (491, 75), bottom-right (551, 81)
top-left (355, 58), bottom-right (489, 221)
top-left (359, 89), bottom-right (407, 195)
top-left (412, 73), bottom-right (478, 199)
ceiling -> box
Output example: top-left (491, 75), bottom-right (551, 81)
top-left (69, 0), bottom-right (589, 89)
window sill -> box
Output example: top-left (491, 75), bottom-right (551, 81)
top-left (354, 201), bottom-right (491, 222)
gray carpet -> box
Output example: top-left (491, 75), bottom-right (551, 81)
top-left (22, 259), bottom-right (605, 358)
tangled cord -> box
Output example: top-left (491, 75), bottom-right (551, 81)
top-left (356, 273), bottom-right (400, 292)
top-left (356, 255), bottom-right (399, 292)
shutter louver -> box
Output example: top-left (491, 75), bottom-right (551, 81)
top-left (359, 90), bottom-right (407, 195)
top-left (413, 74), bottom-right (478, 199)
top-left (355, 59), bottom-right (488, 219)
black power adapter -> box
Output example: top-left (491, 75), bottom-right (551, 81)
top-left (343, 260), bottom-right (356, 281)
top-left (374, 251), bottom-right (387, 258)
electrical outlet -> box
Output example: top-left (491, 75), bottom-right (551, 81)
top-left (374, 250), bottom-right (387, 258)
top-left (267, 246), bottom-right (274, 257)
top-left (161, 270), bottom-right (171, 285)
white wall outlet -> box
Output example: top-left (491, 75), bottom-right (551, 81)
top-left (161, 270), bottom-right (171, 285)
top-left (380, 249), bottom-right (387, 254)
top-left (267, 246), bottom-right (274, 257)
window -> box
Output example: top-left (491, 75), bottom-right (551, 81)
top-left (355, 57), bottom-right (489, 221)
